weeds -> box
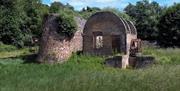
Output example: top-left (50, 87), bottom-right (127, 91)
top-left (0, 47), bottom-right (179, 91)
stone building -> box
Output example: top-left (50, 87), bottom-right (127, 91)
top-left (83, 12), bottom-right (137, 55)
top-left (37, 12), bottom-right (139, 66)
top-left (37, 14), bottom-right (86, 63)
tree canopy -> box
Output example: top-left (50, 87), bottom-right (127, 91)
top-left (124, 0), bottom-right (164, 41)
top-left (0, 0), bottom-right (179, 47)
top-left (157, 4), bottom-right (180, 47)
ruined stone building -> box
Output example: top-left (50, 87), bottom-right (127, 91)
top-left (37, 14), bottom-right (86, 63)
top-left (83, 12), bottom-right (137, 55)
top-left (37, 12), bottom-right (139, 67)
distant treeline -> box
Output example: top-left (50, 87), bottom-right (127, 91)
top-left (0, 0), bottom-right (179, 47)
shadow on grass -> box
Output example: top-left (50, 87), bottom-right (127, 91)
top-left (22, 54), bottom-right (40, 64)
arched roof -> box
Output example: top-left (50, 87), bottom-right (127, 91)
top-left (84, 12), bottom-right (128, 35)
top-left (83, 11), bottom-right (137, 35)
top-left (127, 20), bottom-right (137, 35)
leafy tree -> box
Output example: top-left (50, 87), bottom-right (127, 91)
top-left (0, 0), bottom-right (48, 47)
top-left (22, 0), bottom-right (49, 45)
top-left (124, 0), bottom-right (163, 41)
top-left (158, 4), bottom-right (180, 47)
top-left (0, 0), bottom-right (25, 47)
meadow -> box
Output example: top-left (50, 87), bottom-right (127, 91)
top-left (0, 44), bottom-right (180, 91)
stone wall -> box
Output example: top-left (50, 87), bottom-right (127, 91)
top-left (83, 12), bottom-right (127, 55)
top-left (126, 34), bottom-right (137, 54)
top-left (37, 14), bottom-right (86, 63)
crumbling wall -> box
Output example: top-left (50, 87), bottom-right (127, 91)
top-left (37, 14), bottom-right (86, 63)
top-left (83, 12), bottom-right (127, 55)
top-left (126, 34), bottom-right (137, 54)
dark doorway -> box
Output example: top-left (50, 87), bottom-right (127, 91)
top-left (112, 35), bottom-right (121, 53)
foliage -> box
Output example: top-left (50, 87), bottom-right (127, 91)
top-left (0, 0), bottom-right (48, 47)
top-left (49, 2), bottom-right (78, 16)
top-left (124, 0), bottom-right (164, 41)
top-left (49, 2), bottom-right (78, 38)
top-left (49, 2), bottom-right (64, 13)
top-left (143, 47), bottom-right (180, 64)
top-left (57, 11), bottom-right (77, 38)
top-left (0, 46), bottom-right (38, 59)
top-left (0, 0), bottom-right (26, 47)
top-left (0, 50), bottom-right (180, 91)
top-left (157, 4), bottom-right (180, 47)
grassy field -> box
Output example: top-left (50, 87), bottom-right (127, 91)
top-left (0, 45), bottom-right (180, 91)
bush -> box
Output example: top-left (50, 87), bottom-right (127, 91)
top-left (56, 10), bottom-right (77, 38)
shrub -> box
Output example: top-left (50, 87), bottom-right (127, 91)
top-left (56, 10), bottom-right (77, 38)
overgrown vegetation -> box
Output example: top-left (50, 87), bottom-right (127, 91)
top-left (124, 0), bottom-right (180, 47)
top-left (0, 0), bottom-right (179, 47)
top-left (0, 1), bottom-right (180, 91)
top-left (0, 43), bottom-right (38, 59)
top-left (157, 3), bottom-right (180, 47)
top-left (0, 47), bottom-right (180, 91)
top-left (0, 0), bottom-right (48, 47)
top-left (124, 0), bottom-right (164, 41)
top-left (143, 47), bottom-right (180, 64)
top-left (56, 10), bottom-right (77, 38)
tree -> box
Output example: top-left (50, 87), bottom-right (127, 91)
top-left (158, 4), bottom-right (180, 47)
top-left (0, 0), bottom-right (25, 47)
top-left (124, 0), bottom-right (164, 41)
top-left (0, 0), bottom-right (48, 47)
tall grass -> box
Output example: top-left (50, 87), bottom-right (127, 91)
top-left (0, 53), bottom-right (180, 91)
top-left (0, 43), bottom-right (17, 52)
top-left (0, 47), bottom-right (180, 91)
top-left (143, 47), bottom-right (180, 64)
top-left (0, 47), bottom-right (38, 59)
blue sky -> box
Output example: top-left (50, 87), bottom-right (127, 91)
top-left (42, 0), bottom-right (180, 11)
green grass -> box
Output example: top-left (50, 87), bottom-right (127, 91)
top-left (0, 43), bottom-right (17, 52)
top-left (0, 47), bottom-right (38, 59)
top-left (0, 47), bottom-right (180, 91)
top-left (143, 47), bottom-right (180, 64)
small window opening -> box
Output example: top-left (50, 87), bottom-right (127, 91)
top-left (96, 35), bottom-right (103, 49)
top-left (93, 32), bottom-right (103, 49)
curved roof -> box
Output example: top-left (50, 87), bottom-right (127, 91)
top-left (83, 11), bottom-right (137, 35)
top-left (126, 20), bottom-right (137, 35)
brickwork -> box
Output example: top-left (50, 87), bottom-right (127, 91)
top-left (37, 12), bottom-right (138, 65)
top-left (83, 12), bottom-right (137, 56)
top-left (37, 14), bottom-right (86, 63)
